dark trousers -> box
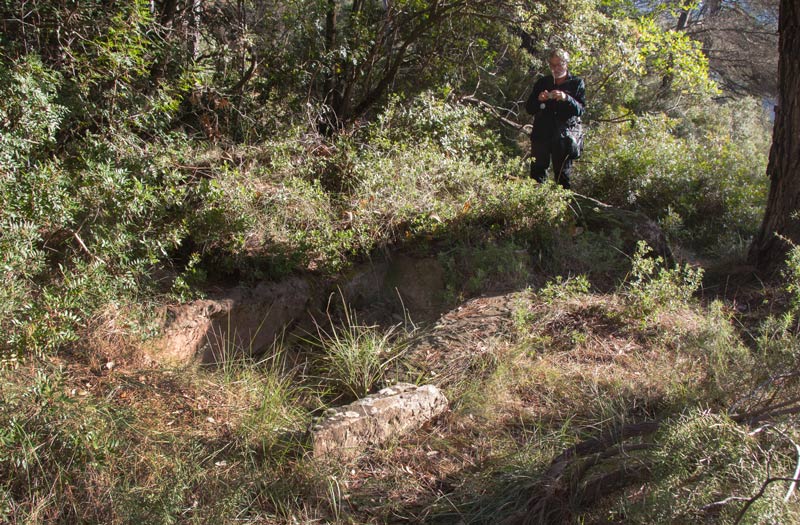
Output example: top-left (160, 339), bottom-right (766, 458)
top-left (530, 137), bottom-right (572, 189)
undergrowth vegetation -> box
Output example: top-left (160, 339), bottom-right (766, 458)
top-left (575, 99), bottom-right (771, 255)
top-left (436, 251), bottom-right (800, 525)
top-left (0, 0), bottom-right (792, 523)
top-left (0, 351), bottom-right (312, 524)
top-left (307, 299), bottom-right (413, 403)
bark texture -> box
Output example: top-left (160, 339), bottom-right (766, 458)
top-left (749, 0), bottom-right (800, 271)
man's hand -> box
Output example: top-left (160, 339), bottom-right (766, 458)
top-left (538, 90), bottom-right (568, 102)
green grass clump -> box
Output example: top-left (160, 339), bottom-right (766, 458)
top-left (0, 351), bottom-right (314, 524)
top-left (0, 365), bottom-right (123, 523)
top-left (307, 300), bottom-right (412, 403)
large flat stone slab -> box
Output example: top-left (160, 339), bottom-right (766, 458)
top-left (310, 383), bottom-right (448, 461)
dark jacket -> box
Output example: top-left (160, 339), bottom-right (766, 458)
top-left (525, 73), bottom-right (585, 141)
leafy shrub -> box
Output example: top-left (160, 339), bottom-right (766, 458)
top-left (751, 245), bottom-right (800, 373)
top-left (474, 178), bottom-right (570, 236)
top-left (213, 93), bottom-right (569, 278)
top-left (571, 10), bottom-right (719, 119)
top-left (367, 92), bottom-right (510, 163)
top-left (0, 55), bottom-right (245, 358)
top-left (537, 274), bottom-right (592, 303)
top-left (575, 99), bottom-right (770, 254)
top-left (624, 241), bottom-right (704, 316)
top-left (1, 57), bottom-right (75, 358)
top-left (255, 175), bottom-right (346, 271)
top-left (784, 244), bottom-right (800, 317)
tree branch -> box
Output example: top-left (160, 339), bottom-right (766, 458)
top-left (457, 95), bottom-right (528, 132)
top-left (733, 477), bottom-right (800, 524)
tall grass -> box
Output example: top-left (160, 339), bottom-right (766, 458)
top-left (0, 346), bottom-right (311, 523)
top-left (306, 296), bottom-right (413, 403)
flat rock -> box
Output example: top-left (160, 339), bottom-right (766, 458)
top-left (310, 383), bottom-right (448, 461)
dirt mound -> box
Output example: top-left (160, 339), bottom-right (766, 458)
top-left (407, 292), bottom-right (519, 387)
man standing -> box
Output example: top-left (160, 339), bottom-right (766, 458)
top-left (525, 49), bottom-right (586, 189)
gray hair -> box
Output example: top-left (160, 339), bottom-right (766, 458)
top-left (549, 48), bottom-right (570, 64)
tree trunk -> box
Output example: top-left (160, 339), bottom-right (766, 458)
top-left (675, 6), bottom-right (690, 31)
top-left (158, 0), bottom-right (179, 27)
top-left (189, 0), bottom-right (202, 60)
top-left (748, 0), bottom-right (800, 272)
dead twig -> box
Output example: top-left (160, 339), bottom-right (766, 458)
top-left (699, 427), bottom-right (800, 520)
top-left (456, 95), bottom-right (529, 133)
top-left (72, 231), bottom-right (107, 266)
top-left (733, 476), bottom-right (800, 524)
top-left (730, 397), bottom-right (800, 426)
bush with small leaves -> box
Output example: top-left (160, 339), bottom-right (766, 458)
top-left (625, 241), bottom-right (704, 317)
top-left (618, 412), bottom-right (798, 524)
top-left (575, 99), bottom-right (770, 255)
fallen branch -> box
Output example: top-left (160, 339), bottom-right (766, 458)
top-left (702, 495), bottom-right (751, 511)
top-left (731, 400), bottom-right (800, 426)
top-left (733, 476), bottom-right (800, 524)
top-left (499, 420), bottom-right (661, 525)
top-left (456, 95), bottom-right (530, 134)
top-left (698, 420), bottom-right (800, 521)
top-left (73, 231), bottom-right (107, 266)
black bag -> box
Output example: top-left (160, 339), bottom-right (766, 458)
top-left (560, 118), bottom-right (584, 160)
